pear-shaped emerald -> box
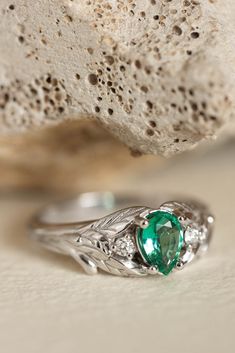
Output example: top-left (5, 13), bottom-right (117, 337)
top-left (137, 211), bottom-right (183, 275)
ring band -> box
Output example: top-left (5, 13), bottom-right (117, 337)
top-left (30, 192), bottom-right (214, 277)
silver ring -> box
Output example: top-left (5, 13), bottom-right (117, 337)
top-left (30, 192), bottom-right (214, 277)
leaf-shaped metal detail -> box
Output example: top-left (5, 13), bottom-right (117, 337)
top-left (63, 207), bottom-right (152, 276)
top-left (90, 206), bottom-right (148, 238)
top-left (73, 242), bottom-right (148, 277)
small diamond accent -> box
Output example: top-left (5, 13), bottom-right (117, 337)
top-left (114, 236), bottom-right (136, 257)
top-left (184, 226), bottom-right (199, 245)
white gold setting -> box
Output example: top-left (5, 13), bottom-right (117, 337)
top-left (30, 192), bottom-right (214, 277)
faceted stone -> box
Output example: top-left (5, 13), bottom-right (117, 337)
top-left (137, 211), bottom-right (183, 275)
top-left (184, 226), bottom-right (199, 245)
top-left (114, 236), bottom-right (136, 258)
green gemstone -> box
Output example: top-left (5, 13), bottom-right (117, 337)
top-left (137, 211), bottom-right (183, 275)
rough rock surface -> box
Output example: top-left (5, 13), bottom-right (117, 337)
top-left (0, 0), bottom-right (235, 156)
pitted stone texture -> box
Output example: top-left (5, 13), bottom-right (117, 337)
top-left (0, 0), bottom-right (234, 156)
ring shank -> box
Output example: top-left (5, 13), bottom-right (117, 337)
top-left (31, 191), bottom-right (173, 229)
top-left (30, 192), bottom-right (168, 255)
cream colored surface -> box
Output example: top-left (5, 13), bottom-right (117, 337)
top-left (0, 141), bottom-right (235, 353)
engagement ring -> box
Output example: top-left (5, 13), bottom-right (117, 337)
top-left (30, 192), bottom-right (214, 277)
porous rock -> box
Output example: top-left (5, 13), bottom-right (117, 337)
top-left (0, 0), bottom-right (234, 157)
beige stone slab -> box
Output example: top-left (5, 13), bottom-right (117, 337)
top-left (1, 1), bottom-right (235, 156)
top-left (0, 141), bottom-right (235, 353)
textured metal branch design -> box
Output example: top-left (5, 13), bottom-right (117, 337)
top-left (70, 207), bottom-right (150, 276)
top-left (31, 198), bottom-right (213, 277)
